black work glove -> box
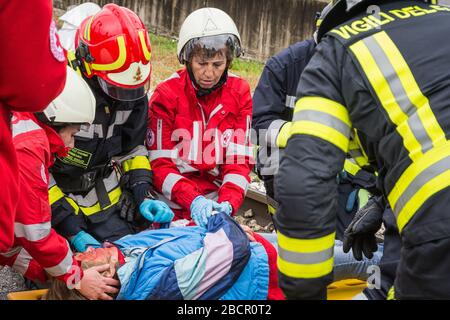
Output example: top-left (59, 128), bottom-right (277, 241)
top-left (131, 182), bottom-right (153, 206)
top-left (343, 195), bottom-right (384, 261)
top-left (119, 188), bottom-right (137, 222)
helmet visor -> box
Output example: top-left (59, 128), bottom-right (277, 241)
top-left (180, 34), bottom-right (241, 64)
top-left (98, 77), bottom-right (150, 101)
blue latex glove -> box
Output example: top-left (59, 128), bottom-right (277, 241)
top-left (212, 201), bottom-right (233, 216)
top-left (190, 196), bottom-right (217, 228)
top-left (70, 231), bottom-right (101, 253)
top-left (346, 189), bottom-right (359, 212)
top-left (139, 199), bottom-right (174, 223)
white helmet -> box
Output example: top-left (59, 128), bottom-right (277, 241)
top-left (42, 66), bottom-right (96, 125)
top-left (177, 7), bottom-right (242, 64)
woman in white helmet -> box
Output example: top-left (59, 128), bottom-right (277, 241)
top-left (2, 67), bottom-right (119, 300)
top-left (147, 8), bottom-right (254, 228)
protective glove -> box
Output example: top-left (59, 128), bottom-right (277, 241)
top-left (118, 189), bottom-right (137, 222)
top-left (212, 201), bottom-right (233, 216)
top-left (190, 196), bottom-right (217, 228)
top-left (70, 231), bottom-right (101, 253)
top-left (139, 199), bottom-right (174, 223)
top-left (131, 182), bottom-right (152, 206)
top-left (343, 195), bottom-right (384, 261)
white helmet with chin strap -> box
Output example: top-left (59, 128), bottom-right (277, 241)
top-left (41, 66), bottom-right (96, 125)
top-left (177, 7), bottom-right (242, 64)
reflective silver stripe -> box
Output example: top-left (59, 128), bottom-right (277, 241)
top-left (0, 246), bottom-right (22, 258)
top-left (162, 173), bottom-right (184, 200)
top-left (188, 121), bottom-right (201, 162)
top-left (286, 95), bottom-right (297, 109)
top-left (157, 119), bottom-right (163, 150)
top-left (393, 155), bottom-right (450, 219)
top-left (293, 110), bottom-right (351, 138)
top-left (209, 167), bottom-right (220, 177)
top-left (68, 171), bottom-right (119, 207)
top-left (208, 104), bottom-right (223, 123)
top-left (12, 248), bottom-right (32, 276)
top-left (222, 174), bottom-right (249, 193)
top-left (266, 119), bottom-right (287, 147)
top-left (44, 244), bottom-right (74, 277)
top-left (363, 36), bottom-right (433, 154)
top-left (246, 115), bottom-right (251, 144)
top-left (165, 72), bottom-right (180, 81)
top-left (106, 110), bottom-right (133, 139)
top-left (14, 222), bottom-right (51, 242)
top-left (226, 142), bottom-right (254, 158)
top-left (12, 120), bottom-right (42, 138)
top-left (149, 149), bottom-right (178, 161)
top-left (113, 145), bottom-right (148, 164)
top-left (204, 191), bottom-right (219, 201)
top-left (49, 174), bottom-right (57, 188)
top-left (278, 247), bottom-right (334, 265)
top-left (75, 124), bottom-right (103, 139)
top-left (177, 160), bottom-right (199, 174)
top-left (348, 148), bottom-right (364, 159)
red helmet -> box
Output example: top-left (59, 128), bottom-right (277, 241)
top-left (76, 4), bottom-right (152, 101)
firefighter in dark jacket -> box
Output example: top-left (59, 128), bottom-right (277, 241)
top-left (252, 3), bottom-right (377, 240)
top-left (49, 4), bottom-right (172, 250)
top-left (275, 0), bottom-right (450, 299)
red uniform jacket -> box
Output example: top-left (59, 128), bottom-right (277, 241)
top-left (0, 0), bottom-right (66, 253)
top-left (148, 69), bottom-right (253, 220)
top-left (0, 113), bottom-right (81, 284)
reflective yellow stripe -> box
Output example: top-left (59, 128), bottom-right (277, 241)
top-left (276, 122), bottom-right (292, 148)
top-left (67, 50), bottom-right (82, 77)
top-left (350, 31), bottom-right (445, 162)
top-left (66, 197), bottom-right (80, 215)
top-left (122, 156), bottom-right (151, 172)
top-left (138, 31), bottom-right (151, 61)
top-left (84, 15), bottom-right (95, 41)
top-left (294, 97), bottom-right (351, 127)
top-left (387, 286), bottom-right (396, 300)
top-left (79, 187), bottom-right (122, 216)
top-left (349, 130), bottom-right (370, 167)
top-left (277, 232), bottom-right (335, 279)
top-left (49, 186), bottom-right (64, 205)
top-left (290, 121), bottom-right (350, 152)
top-left (290, 97), bottom-right (351, 152)
top-left (344, 159), bottom-right (361, 177)
top-left (268, 204), bottom-right (276, 215)
top-left (91, 36), bottom-right (127, 71)
top-left (388, 141), bottom-right (450, 232)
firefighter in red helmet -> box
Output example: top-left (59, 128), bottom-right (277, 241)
top-left (50, 4), bottom-right (173, 251)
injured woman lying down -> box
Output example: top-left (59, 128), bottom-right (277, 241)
top-left (43, 213), bottom-right (285, 300)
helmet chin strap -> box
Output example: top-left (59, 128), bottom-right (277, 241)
top-left (186, 65), bottom-right (229, 98)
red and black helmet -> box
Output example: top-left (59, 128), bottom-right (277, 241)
top-left (76, 4), bottom-right (152, 101)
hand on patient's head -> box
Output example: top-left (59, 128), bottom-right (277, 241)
top-left (240, 225), bottom-right (256, 242)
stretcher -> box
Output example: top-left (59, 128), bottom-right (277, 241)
top-left (7, 279), bottom-right (366, 300)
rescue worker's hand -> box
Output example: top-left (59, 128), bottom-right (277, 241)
top-left (131, 182), bottom-right (152, 206)
top-left (343, 195), bottom-right (384, 261)
top-left (70, 231), bottom-right (101, 253)
top-left (119, 189), bottom-right (137, 222)
top-left (77, 264), bottom-right (120, 300)
top-left (190, 196), bottom-right (216, 228)
top-left (139, 199), bottom-right (174, 223)
top-left (212, 201), bottom-right (233, 216)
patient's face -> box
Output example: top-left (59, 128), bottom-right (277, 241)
top-left (74, 247), bottom-right (121, 278)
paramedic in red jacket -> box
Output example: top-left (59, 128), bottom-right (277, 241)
top-left (148, 8), bottom-right (253, 226)
top-left (0, 0), bottom-right (67, 254)
top-left (0, 67), bottom-right (119, 300)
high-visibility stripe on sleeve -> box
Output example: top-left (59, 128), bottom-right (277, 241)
top-left (122, 156), bottom-right (151, 172)
top-left (348, 131), bottom-right (370, 168)
top-left (14, 222), bottom-right (51, 242)
top-left (388, 142), bottom-right (450, 232)
top-left (44, 244), bottom-right (74, 277)
top-left (222, 174), bottom-right (249, 193)
top-left (267, 119), bottom-right (288, 147)
top-left (290, 97), bottom-right (351, 152)
top-left (350, 31), bottom-right (445, 162)
top-left (162, 173), bottom-right (184, 200)
top-left (49, 185), bottom-right (65, 205)
top-left (277, 232), bottom-right (335, 279)
top-left (12, 248), bottom-right (32, 276)
top-left (12, 120), bottom-right (43, 138)
top-left (149, 149), bottom-right (178, 161)
top-left (79, 187), bottom-right (122, 216)
top-left (226, 143), bottom-right (254, 158)
top-left (344, 159), bottom-right (361, 177)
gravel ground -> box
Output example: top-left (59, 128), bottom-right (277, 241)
top-left (0, 266), bottom-right (26, 300)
